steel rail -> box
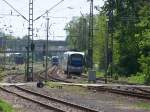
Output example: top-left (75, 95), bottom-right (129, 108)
top-left (37, 66), bottom-right (55, 80)
top-left (134, 87), bottom-right (150, 94)
top-left (46, 66), bottom-right (72, 83)
top-left (97, 87), bottom-right (150, 99)
top-left (0, 86), bottom-right (65, 112)
top-left (14, 85), bottom-right (99, 112)
top-left (48, 75), bottom-right (72, 83)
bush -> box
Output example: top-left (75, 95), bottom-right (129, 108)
top-left (127, 73), bottom-right (145, 84)
top-left (138, 55), bottom-right (150, 85)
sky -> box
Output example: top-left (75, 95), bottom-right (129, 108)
top-left (0, 0), bottom-right (104, 40)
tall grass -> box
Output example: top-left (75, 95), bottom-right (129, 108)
top-left (0, 99), bottom-right (15, 112)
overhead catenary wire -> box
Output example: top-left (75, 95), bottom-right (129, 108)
top-left (33, 0), bottom-right (64, 21)
top-left (43, 16), bottom-right (68, 19)
top-left (0, 13), bottom-right (20, 16)
top-left (1, 0), bottom-right (28, 21)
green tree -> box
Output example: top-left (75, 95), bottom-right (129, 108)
top-left (65, 16), bottom-right (89, 51)
top-left (93, 14), bottom-right (106, 69)
top-left (65, 0), bottom-right (150, 80)
top-left (137, 1), bottom-right (150, 84)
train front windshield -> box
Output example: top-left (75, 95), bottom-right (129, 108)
top-left (52, 58), bottom-right (59, 62)
top-left (70, 54), bottom-right (84, 67)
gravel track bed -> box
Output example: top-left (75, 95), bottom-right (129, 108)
top-left (21, 84), bottom-right (150, 112)
top-left (5, 86), bottom-right (86, 112)
top-left (48, 67), bottom-right (89, 83)
top-left (1, 67), bottom-right (150, 112)
top-left (48, 67), bottom-right (104, 84)
top-left (2, 66), bottom-right (91, 84)
top-left (0, 88), bottom-right (55, 112)
top-left (22, 85), bottom-right (102, 111)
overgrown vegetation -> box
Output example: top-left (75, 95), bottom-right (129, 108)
top-left (135, 101), bottom-right (150, 110)
top-left (0, 99), bottom-right (14, 112)
top-left (65, 0), bottom-right (150, 84)
top-left (46, 81), bottom-right (89, 95)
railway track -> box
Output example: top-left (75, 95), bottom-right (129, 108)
top-left (39, 66), bottom-right (72, 83)
top-left (38, 66), bottom-right (56, 81)
top-left (0, 85), bottom-right (99, 112)
top-left (134, 87), bottom-right (150, 94)
top-left (38, 66), bottom-right (150, 100)
top-left (95, 86), bottom-right (150, 100)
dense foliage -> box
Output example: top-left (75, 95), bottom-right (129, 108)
top-left (65, 0), bottom-right (150, 84)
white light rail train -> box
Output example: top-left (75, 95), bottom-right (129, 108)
top-left (62, 51), bottom-right (85, 75)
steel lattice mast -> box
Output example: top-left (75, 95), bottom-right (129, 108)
top-left (88, 0), bottom-right (94, 69)
top-left (27, 0), bottom-right (34, 81)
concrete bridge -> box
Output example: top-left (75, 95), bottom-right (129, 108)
top-left (1, 40), bottom-right (67, 48)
